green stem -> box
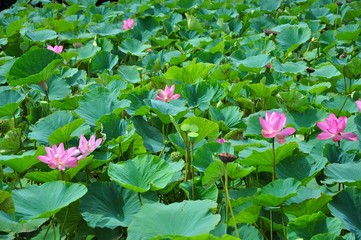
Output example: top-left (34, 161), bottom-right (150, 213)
top-left (337, 95), bottom-right (349, 117)
top-left (12, 114), bottom-right (17, 129)
top-left (60, 206), bottom-right (69, 237)
top-left (270, 210), bottom-right (273, 240)
top-left (272, 138), bottom-right (276, 181)
top-left (52, 219), bottom-right (56, 240)
top-left (191, 142), bottom-right (195, 200)
top-left (281, 205), bottom-right (287, 239)
top-left (138, 192), bottom-right (143, 206)
top-left (43, 219), bottom-right (52, 240)
top-left (224, 168), bottom-right (240, 239)
top-left (118, 143), bottom-right (121, 162)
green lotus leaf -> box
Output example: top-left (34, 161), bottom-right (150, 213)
top-left (193, 142), bottom-right (233, 171)
top-left (108, 155), bottom-right (177, 193)
top-left (182, 81), bottom-right (215, 111)
top-left (210, 106), bottom-right (242, 130)
top-left (287, 212), bottom-right (343, 240)
top-left (236, 54), bottom-right (273, 73)
top-left (127, 200), bottom-right (220, 239)
top-left (88, 23), bottom-right (122, 36)
top-left (0, 90), bottom-right (25, 117)
top-left (324, 162), bottom-right (361, 185)
top-left (276, 154), bottom-right (327, 184)
top-left (25, 29), bottom-right (57, 42)
top-left (179, 181), bottom-right (218, 201)
top-left (0, 212), bottom-right (47, 234)
top-left (75, 87), bottom-right (130, 126)
top-left (273, 60), bottom-right (308, 75)
top-left (12, 181), bottom-right (87, 221)
top-left (119, 38), bottom-right (151, 57)
top-left (131, 116), bottom-right (164, 153)
top-left (0, 146), bottom-right (45, 173)
top-left (312, 63), bottom-right (341, 78)
top-left (260, 0), bottom-right (281, 11)
top-left (254, 178), bottom-right (301, 206)
top-left (7, 49), bottom-right (62, 86)
top-left (29, 111), bottom-right (77, 145)
top-left (165, 60), bottom-right (214, 84)
top-left (276, 25), bottom-right (311, 52)
top-left (80, 182), bottom-right (155, 229)
top-left (90, 51), bottom-right (119, 73)
top-left (240, 142), bottom-right (298, 173)
top-left (118, 65), bottom-right (140, 83)
top-left (48, 118), bottom-right (88, 145)
top-left (181, 117), bottom-right (219, 143)
top-left (96, 114), bottom-right (129, 141)
top-left (329, 187), bottom-right (361, 238)
top-left (144, 99), bottom-right (188, 124)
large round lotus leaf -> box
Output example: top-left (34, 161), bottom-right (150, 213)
top-left (276, 25), bottom-right (311, 52)
top-left (276, 154), bottom-right (327, 184)
top-left (164, 60), bottom-right (214, 84)
top-left (260, 0), bottom-right (281, 11)
top-left (131, 116), bottom-right (164, 153)
top-left (0, 212), bottom-right (47, 234)
top-left (108, 155), bottom-right (177, 193)
top-left (12, 181), bottom-right (87, 221)
top-left (0, 89), bottom-right (25, 117)
top-left (28, 111), bottom-right (76, 145)
top-left (287, 212), bottom-right (343, 240)
top-left (180, 116), bottom-right (219, 143)
top-left (119, 38), bottom-right (151, 57)
top-left (127, 200), bottom-right (220, 239)
top-left (80, 182), bottom-right (155, 229)
top-left (90, 51), bottom-right (119, 73)
top-left (253, 178), bottom-right (301, 206)
top-left (329, 187), bottom-right (361, 238)
top-left (237, 54), bottom-right (273, 73)
top-left (240, 142), bottom-right (298, 173)
top-left (273, 60), bottom-right (308, 75)
top-left (7, 49), bottom-right (62, 86)
top-left (209, 106), bottom-right (242, 130)
top-left (118, 65), bottom-right (140, 83)
top-left (144, 99), bottom-right (188, 124)
top-left (193, 142), bottom-right (233, 172)
top-left (25, 29), bottom-right (57, 42)
top-left (0, 146), bottom-right (44, 173)
top-left (31, 76), bottom-right (72, 101)
top-left (88, 23), bottom-right (122, 36)
top-left (75, 87), bottom-right (130, 126)
top-left (323, 162), bottom-right (361, 185)
top-left (182, 81), bottom-right (215, 111)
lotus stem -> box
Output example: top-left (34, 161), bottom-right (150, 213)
top-left (191, 142), bottom-right (195, 200)
top-left (138, 192), bottom-right (143, 206)
top-left (272, 138), bottom-right (276, 181)
top-left (224, 167), bottom-right (240, 239)
top-left (270, 210), bottom-right (273, 240)
top-left (281, 205), bottom-right (287, 239)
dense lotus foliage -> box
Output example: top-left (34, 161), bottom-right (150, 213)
top-left (0, 0), bottom-right (361, 239)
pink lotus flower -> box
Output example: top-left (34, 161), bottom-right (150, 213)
top-left (216, 138), bottom-right (226, 144)
top-left (47, 45), bottom-right (63, 54)
top-left (259, 111), bottom-right (295, 144)
top-left (317, 113), bottom-right (358, 142)
top-left (37, 143), bottom-right (80, 171)
top-left (356, 100), bottom-right (361, 112)
top-left (122, 18), bottom-right (135, 31)
top-left (156, 84), bottom-right (180, 102)
top-left (77, 135), bottom-right (102, 160)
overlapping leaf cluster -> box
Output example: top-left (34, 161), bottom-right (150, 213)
top-left (0, 0), bottom-right (361, 239)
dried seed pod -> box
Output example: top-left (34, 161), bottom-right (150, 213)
top-left (218, 152), bottom-right (237, 163)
